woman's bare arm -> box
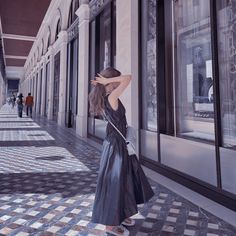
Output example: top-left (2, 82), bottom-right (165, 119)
top-left (93, 74), bottom-right (132, 110)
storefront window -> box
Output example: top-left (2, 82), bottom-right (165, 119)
top-left (217, 0), bottom-right (236, 195)
top-left (217, 0), bottom-right (236, 148)
top-left (141, 0), bottom-right (157, 132)
top-left (174, 0), bottom-right (215, 142)
top-left (53, 52), bottom-right (60, 121)
top-left (66, 38), bottom-right (78, 128)
top-left (88, 2), bottom-right (116, 139)
top-left (98, 4), bottom-right (113, 70)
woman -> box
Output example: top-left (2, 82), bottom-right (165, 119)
top-left (89, 67), bottom-right (154, 236)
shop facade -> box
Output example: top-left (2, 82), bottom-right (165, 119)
top-left (21, 0), bottom-right (236, 210)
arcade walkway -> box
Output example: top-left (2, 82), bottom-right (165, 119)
top-left (0, 105), bottom-right (235, 236)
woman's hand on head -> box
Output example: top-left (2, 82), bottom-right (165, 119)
top-left (91, 73), bottom-right (108, 86)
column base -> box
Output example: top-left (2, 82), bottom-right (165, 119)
top-left (76, 115), bottom-right (87, 138)
top-left (58, 111), bottom-right (66, 127)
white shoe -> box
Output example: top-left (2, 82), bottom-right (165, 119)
top-left (106, 225), bottom-right (129, 236)
top-left (121, 218), bottom-right (135, 226)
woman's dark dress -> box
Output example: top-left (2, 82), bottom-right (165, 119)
top-left (91, 96), bottom-right (154, 226)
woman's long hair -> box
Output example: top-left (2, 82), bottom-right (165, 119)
top-left (89, 67), bottom-right (121, 116)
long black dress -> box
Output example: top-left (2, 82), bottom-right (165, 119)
top-left (91, 95), bottom-right (154, 226)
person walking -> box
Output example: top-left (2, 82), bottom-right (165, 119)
top-left (89, 67), bottom-right (154, 236)
top-left (25, 92), bottom-right (34, 118)
top-left (11, 93), bottom-right (16, 109)
top-left (16, 93), bottom-right (24, 118)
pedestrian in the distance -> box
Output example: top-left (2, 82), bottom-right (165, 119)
top-left (89, 67), bottom-right (154, 236)
top-left (16, 93), bottom-right (24, 118)
top-left (11, 94), bottom-right (16, 109)
top-left (25, 92), bottom-right (34, 118)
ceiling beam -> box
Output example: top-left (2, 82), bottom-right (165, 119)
top-left (2, 33), bottom-right (36, 41)
top-left (5, 55), bottom-right (28, 60)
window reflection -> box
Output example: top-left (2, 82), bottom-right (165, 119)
top-left (174, 0), bottom-right (215, 141)
top-left (99, 5), bottom-right (112, 69)
top-left (141, 0), bottom-right (157, 132)
top-left (217, 0), bottom-right (236, 148)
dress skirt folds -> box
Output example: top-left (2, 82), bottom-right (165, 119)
top-left (91, 96), bottom-right (154, 226)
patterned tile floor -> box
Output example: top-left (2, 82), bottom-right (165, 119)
top-left (0, 104), bottom-right (235, 236)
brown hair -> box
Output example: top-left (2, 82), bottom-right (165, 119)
top-left (89, 67), bottom-right (121, 116)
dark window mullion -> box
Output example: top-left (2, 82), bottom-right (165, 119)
top-left (157, 0), bottom-right (165, 162)
top-left (110, 1), bottom-right (114, 67)
top-left (210, 0), bottom-right (222, 189)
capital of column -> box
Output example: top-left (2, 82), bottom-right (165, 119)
top-left (80, 0), bottom-right (89, 4)
top-left (39, 55), bottom-right (46, 65)
top-left (76, 2), bottom-right (90, 21)
top-left (36, 63), bottom-right (41, 71)
top-left (58, 30), bottom-right (68, 44)
top-left (47, 45), bottom-right (54, 55)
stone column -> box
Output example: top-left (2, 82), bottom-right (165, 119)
top-left (116, 0), bottom-right (140, 154)
top-left (40, 56), bottom-right (47, 116)
top-left (0, 78), bottom-right (2, 106)
top-left (36, 67), bottom-right (42, 114)
top-left (47, 46), bottom-right (55, 120)
top-left (0, 75), bottom-right (4, 106)
top-left (28, 79), bottom-right (30, 95)
top-left (57, 31), bottom-right (68, 126)
top-left (33, 71), bottom-right (37, 113)
top-left (75, 1), bottom-right (90, 137)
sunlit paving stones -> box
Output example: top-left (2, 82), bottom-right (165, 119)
top-left (0, 106), bottom-right (235, 236)
top-left (0, 146), bottom-right (90, 173)
top-left (0, 122), bottom-right (40, 129)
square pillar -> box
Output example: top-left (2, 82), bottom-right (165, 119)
top-left (75, 2), bottom-right (90, 138)
top-left (36, 68), bottom-right (42, 114)
top-left (116, 0), bottom-right (139, 154)
top-left (33, 71), bottom-right (37, 113)
top-left (40, 57), bottom-right (47, 116)
top-left (47, 46), bottom-right (55, 120)
top-left (57, 31), bottom-right (68, 126)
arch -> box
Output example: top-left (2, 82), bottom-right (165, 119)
top-left (34, 53), bottom-right (37, 66)
top-left (38, 40), bottom-right (44, 59)
top-left (67, 0), bottom-right (80, 27)
top-left (36, 46), bottom-right (40, 61)
top-left (41, 39), bottom-right (44, 57)
top-left (43, 26), bottom-right (51, 54)
top-left (50, 8), bottom-right (62, 44)
top-left (55, 18), bottom-right (62, 41)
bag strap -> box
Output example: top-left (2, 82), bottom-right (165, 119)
top-left (102, 110), bottom-right (127, 142)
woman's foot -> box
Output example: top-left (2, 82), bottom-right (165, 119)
top-left (121, 218), bottom-right (135, 227)
top-left (106, 225), bottom-right (129, 236)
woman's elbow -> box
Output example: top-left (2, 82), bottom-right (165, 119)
top-left (126, 75), bottom-right (132, 82)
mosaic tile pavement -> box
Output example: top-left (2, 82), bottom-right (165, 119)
top-left (0, 104), bottom-right (235, 236)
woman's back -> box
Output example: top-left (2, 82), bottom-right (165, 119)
top-left (104, 95), bottom-right (127, 138)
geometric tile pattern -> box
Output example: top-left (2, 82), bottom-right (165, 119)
top-left (0, 105), bottom-right (236, 236)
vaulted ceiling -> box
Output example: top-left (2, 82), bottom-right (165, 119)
top-left (0, 0), bottom-right (51, 78)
